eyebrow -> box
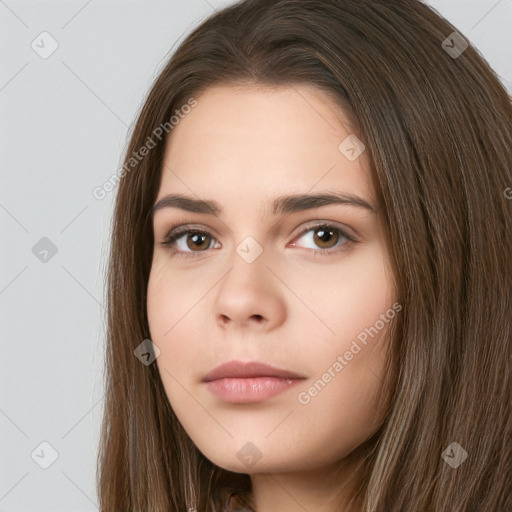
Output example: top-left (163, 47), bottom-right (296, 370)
top-left (151, 191), bottom-right (377, 218)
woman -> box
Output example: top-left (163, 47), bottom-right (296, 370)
top-left (97, 1), bottom-right (512, 510)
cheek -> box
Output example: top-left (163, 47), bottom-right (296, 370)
top-left (147, 264), bottom-right (215, 442)
top-left (146, 263), bottom-right (190, 367)
top-left (290, 244), bottom-right (394, 425)
top-left (146, 262), bottom-right (171, 339)
top-left (147, 260), bottom-right (215, 384)
top-left (287, 242), bottom-right (394, 346)
top-left (146, 256), bottom-right (204, 340)
top-left (292, 323), bottom-right (393, 464)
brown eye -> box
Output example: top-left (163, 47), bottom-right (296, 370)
top-left (185, 232), bottom-right (212, 251)
top-left (312, 227), bottom-right (340, 249)
top-left (291, 223), bottom-right (355, 255)
top-left (162, 222), bottom-right (355, 258)
top-left (162, 227), bottom-right (220, 256)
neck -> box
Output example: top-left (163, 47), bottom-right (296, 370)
top-left (248, 457), bottom-right (363, 512)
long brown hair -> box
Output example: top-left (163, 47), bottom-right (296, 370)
top-left (96, 1), bottom-right (512, 510)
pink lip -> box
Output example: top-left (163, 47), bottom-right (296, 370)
top-left (202, 360), bottom-right (307, 403)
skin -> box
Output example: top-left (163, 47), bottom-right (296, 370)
top-left (147, 84), bottom-right (397, 512)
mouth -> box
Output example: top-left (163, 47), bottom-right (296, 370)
top-left (202, 360), bottom-right (307, 403)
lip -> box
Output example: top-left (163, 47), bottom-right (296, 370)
top-left (202, 360), bottom-right (307, 403)
top-left (203, 360), bottom-right (306, 381)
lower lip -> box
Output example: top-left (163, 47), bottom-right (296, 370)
top-left (205, 377), bottom-right (303, 403)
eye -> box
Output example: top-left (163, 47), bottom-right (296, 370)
top-left (161, 225), bottom-right (220, 257)
top-left (289, 222), bottom-right (355, 256)
top-left (160, 222), bottom-right (356, 258)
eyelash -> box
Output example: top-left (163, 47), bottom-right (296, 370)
top-left (160, 222), bottom-right (357, 258)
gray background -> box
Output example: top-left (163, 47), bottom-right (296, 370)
top-left (1, 0), bottom-right (511, 510)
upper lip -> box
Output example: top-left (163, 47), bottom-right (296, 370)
top-left (202, 360), bottom-right (307, 382)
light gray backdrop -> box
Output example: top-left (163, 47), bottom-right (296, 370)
top-left (1, 0), bottom-right (511, 510)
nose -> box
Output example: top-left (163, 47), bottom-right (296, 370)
top-left (214, 255), bottom-right (286, 332)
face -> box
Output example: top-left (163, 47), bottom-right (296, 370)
top-left (147, 84), bottom-right (397, 475)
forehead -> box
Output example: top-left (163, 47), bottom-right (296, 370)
top-left (156, 84), bottom-right (375, 216)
